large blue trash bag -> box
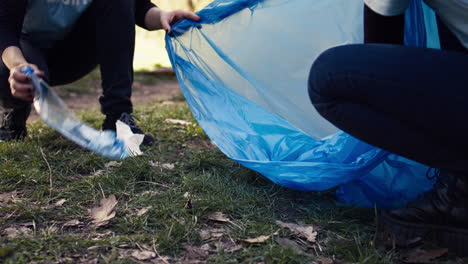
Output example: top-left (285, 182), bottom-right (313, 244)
top-left (166, 0), bottom-right (439, 208)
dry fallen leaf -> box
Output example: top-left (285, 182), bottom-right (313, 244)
top-left (185, 199), bottom-right (193, 209)
top-left (275, 220), bottom-right (317, 243)
top-left (105, 161), bottom-right (122, 168)
top-left (149, 161), bottom-right (176, 170)
top-left (199, 228), bottom-right (225, 241)
top-left (62, 219), bottom-right (83, 228)
top-left (243, 235), bottom-right (272, 244)
top-left (275, 237), bottom-right (304, 255)
top-left (315, 257), bottom-right (334, 264)
top-left (165, 119), bottom-right (193, 126)
top-left (404, 248), bottom-right (448, 263)
top-left (138, 190), bottom-right (160, 197)
top-left (89, 195), bottom-right (118, 227)
top-left (3, 226), bottom-right (32, 239)
top-left (183, 245), bottom-right (209, 260)
top-left (224, 244), bottom-right (243, 253)
top-left (130, 250), bottom-right (156, 261)
top-left (208, 212), bottom-right (230, 223)
top-left (136, 206), bottom-right (152, 217)
top-left (153, 255), bottom-right (172, 264)
top-left (91, 170), bottom-right (105, 177)
top-left (0, 192), bottom-right (16, 204)
top-left (54, 199), bottom-right (67, 207)
top-left (214, 241), bottom-right (243, 253)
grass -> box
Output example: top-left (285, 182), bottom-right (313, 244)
top-left (0, 73), bottom-right (462, 263)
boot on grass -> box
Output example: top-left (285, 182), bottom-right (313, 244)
top-left (102, 112), bottom-right (155, 146)
top-left (380, 170), bottom-right (468, 256)
top-left (0, 105), bottom-right (31, 142)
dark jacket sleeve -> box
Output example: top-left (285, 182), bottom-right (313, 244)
top-left (135, 0), bottom-right (157, 29)
top-left (0, 0), bottom-right (27, 55)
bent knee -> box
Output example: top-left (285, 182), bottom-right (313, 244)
top-left (308, 45), bottom-right (362, 106)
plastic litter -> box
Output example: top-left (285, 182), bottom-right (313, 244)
top-left (21, 66), bottom-right (143, 160)
top-left (166, 0), bottom-right (438, 208)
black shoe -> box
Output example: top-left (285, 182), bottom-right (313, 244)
top-left (0, 105), bottom-right (31, 142)
top-left (380, 169), bottom-right (468, 256)
top-left (102, 112), bottom-right (155, 146)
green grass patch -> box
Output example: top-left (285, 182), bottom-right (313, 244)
top-left (0, 75), bottom-right (458, 263)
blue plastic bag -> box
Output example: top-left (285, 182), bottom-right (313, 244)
top-left (166, 0), bottom-right (439, 208)
top-left (22, 66), bottom-right (143, 160)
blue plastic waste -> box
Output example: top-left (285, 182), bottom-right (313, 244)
top-left (166, 0), bottom-right (439, 208)
top-left (21, 66), bottom-right (142, 160)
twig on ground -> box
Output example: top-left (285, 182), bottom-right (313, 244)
top-left (40, 148), bottom-right (53, 197)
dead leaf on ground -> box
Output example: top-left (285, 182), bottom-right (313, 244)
top-left (54, 199), bottom-right (67, 207)
top-left (62, 219), bottom-right (83, 228)
top-left (138, 190), bottom-right (160, 197)
top-left (130, 250), bottom-right (156, 261)
top-left (40, 224), bottom-right (59, 236)
top-left (136, 206), bottom-right (152, 217)
top-left (215, 241), bottom-right (243, 253)
top-left (89, 195), bottom-right (118, 227)
top-left (105, 161), bottom-right (122, 168)
top-left (208, 212), bottom-right (230, 223)
top-left (315, 257), bottom-right (335, 264)
top-left (224, 243), bottom-right (243, 253)
top-left (243, 235), bottom-right (272, 244)
top-left (0, 192), bottom-right (16, 204)
top-left (3, 226), bottom-right (32, 239)
top-left (149, 161), bottom-right (176, 170)
top-left (185, 199), bottom-right (193, 209)
top-left (90, 230), bottom-right (113, 240)
top-left (0, 191), bottom-right (21, 205)
top-left (183, 245), bottom-right (209, 261)
top-left (153, 255), bottom-right (172, 264)
top-left (403, 248), bottom-right (448, 263)
top-left (275, 237), bottom-right (305, 255)
top-left (199, 228), bottom-right (225, 241)
top-left (165, 118), bottom-right (193, 126)
top-left (275, 220), bottom-right (317, 243)
top-left (91, 169), bottom-right (105, 177)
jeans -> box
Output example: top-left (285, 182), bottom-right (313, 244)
top-left (0, 0), bottom-right (136, 116)
top-left (308, 26), bottom-right (468, 174)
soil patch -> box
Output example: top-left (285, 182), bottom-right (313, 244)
top-left (28, 71), bottom-right (181, 123)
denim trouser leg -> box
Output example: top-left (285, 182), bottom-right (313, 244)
top-left (308, 44), bottom-right (468, 173)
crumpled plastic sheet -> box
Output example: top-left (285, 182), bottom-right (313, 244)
top-left (166, 0), bottom-right (439, 208)
top-left (22, 67), bottom-right (143, 160)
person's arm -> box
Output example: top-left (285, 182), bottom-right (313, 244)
top-left (135, 0), bottom-right (200, 33)
top-left (364, 0), bottom-right (407, 44)
top-left (0, 0), bottom-right (43, 102)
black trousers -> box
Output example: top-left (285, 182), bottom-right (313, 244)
top-left (308, 22), bottom-right (468, 174)
top-left (0, 0), bottom-right (136, 116)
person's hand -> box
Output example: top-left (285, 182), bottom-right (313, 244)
top-left (160, 10), bottom-right (200, 33)
top-left (8, 63), bottom-right (44, 102)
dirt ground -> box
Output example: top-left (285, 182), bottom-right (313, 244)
top-left (28, 69), bottom-right (181, 123)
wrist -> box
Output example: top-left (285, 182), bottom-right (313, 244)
top-left (145, 7), bottom-right (164, 31)
top-left (2, 46), bottom-right (27, 70)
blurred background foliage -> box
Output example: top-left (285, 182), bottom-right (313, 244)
top-left (134, 0), bottom-right (212, 70)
